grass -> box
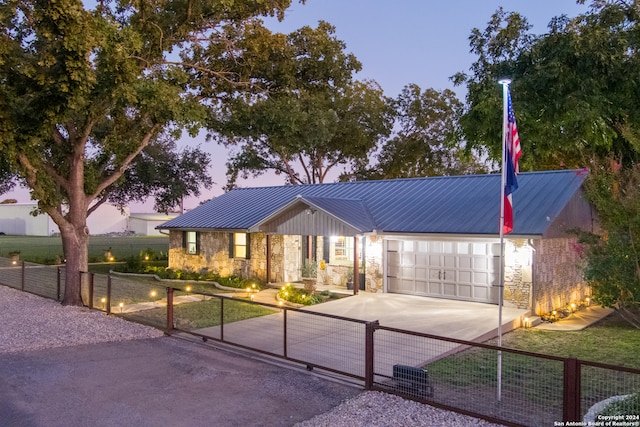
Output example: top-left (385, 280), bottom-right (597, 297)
top-left (0, 235), bottom-right (169, 264)
top-left (493, 312), bottom-right (640, 368)
top-left (424, 311), bottom-right (640, 422)
top-left (123, 298), bottom-right (277, 329)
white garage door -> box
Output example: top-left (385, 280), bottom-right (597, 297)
top-left (386, 239), bottom-right (499, 304)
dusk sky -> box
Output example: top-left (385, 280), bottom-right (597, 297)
top-left (4, 1), bottom-right (590, 211)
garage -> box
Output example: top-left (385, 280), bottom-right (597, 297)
top-left (386, 239), bottom-right (500, 304)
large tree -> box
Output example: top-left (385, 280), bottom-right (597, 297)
top-left (212, 21), bottom-right (394, 187)
top-left (454, 1), bottom-right (640, 170)
top-left (355, 84), bottom-right (486, 180)
top-left (0, 0), bottom-right (295, 305)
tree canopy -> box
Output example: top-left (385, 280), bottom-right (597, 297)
top-left (356, 84), bottom-right (486, 180)
top-left (211, 21), bottom-right (395, 187)
top-left (0, 0), bottom-right (297, 305)
top-left (455, 0), bottom-right (640, 170)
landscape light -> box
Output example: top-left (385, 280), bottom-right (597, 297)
top-left (185, 286), bottom-right (192, 292)
top-left (150, 290), bottom-right (157, 298)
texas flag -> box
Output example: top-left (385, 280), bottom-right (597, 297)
top-left (503, 88), bottom-right (521, 234)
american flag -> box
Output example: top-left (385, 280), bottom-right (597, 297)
top-left (503, 87), bottom-right (521, 234)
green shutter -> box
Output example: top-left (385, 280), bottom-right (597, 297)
top-left (323, 237), bottom-right (330, 261)
top-left (196, 232), bottom-right (201, 254)
top-left (228, 233), bottom-right (234, 258)
top-left (246, 233), bottom-right (251, 259)
top-left (182, 231), bottom-right (187, 249)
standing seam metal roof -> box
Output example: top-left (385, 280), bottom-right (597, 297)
top-left (159, 169), bottom-right (588, 235)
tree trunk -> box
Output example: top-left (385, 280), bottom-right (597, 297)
top-left (60, 222), bottom-right (90, 306)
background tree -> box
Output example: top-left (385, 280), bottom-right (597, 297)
top-left (579, 162), bottom-right (640, 328)
top-left (0, 0), bottom-right (295, 305)
top-left (454, 1), bottom-right (640, 170)
top-left (212, 21), bottom-right (394, 188)
top-left (355, 84), bottom-right (486, 180)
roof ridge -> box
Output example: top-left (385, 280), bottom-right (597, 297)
top-left (230, 169), bottom-right (588, 192)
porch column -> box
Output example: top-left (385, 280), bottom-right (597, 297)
top-left (353, 235), bottom-right (360, 295)
top-left (266, 234), bottom-right (272, 284)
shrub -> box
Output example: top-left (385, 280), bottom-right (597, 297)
top-left (599, 392), bottom-right (640, 417)
top-left (277, 283), bottom-right (326, 305)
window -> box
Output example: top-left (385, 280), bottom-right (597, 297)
top-left (330, 236), bottom-right (353, 264)
top-left (229, 232), bottom-right (251, 259)
top-left (183, 231), bottom-right (200, 255)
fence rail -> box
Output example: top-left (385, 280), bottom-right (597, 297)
top-left (1, 257), bottom-right (638, 427)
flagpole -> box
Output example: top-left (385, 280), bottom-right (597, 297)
top-left (497, 78), bottom-right (511, 402)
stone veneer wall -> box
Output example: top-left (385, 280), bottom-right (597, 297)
top-left (168, 231), bottom-right (273, 281)
top-left (503, 239), bottom-right (533, 310)
top-left (531, 236), bottom-right (588, 315)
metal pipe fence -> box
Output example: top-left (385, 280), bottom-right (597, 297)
top-left (2, 259), bottom-right (639, 427)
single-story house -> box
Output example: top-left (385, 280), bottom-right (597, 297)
top-left (158, 169), bottom-right (596, 315)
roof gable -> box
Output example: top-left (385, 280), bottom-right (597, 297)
top-left (160, 169), bottom-right (591, 236)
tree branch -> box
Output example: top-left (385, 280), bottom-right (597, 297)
top-left (91, 124), bottom-right (160, 199)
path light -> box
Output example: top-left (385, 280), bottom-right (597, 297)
top-left (570, 303), bottom-right (576, 312)
top-left (185, 286), bottom-right (192, 292)
top-left (119, 302), bottom-right (124, 313)
top-left (150, 290), bottom-right (157, 298)
top-left (524, 317), bottom-right (530, 328)
top-left (585, 297), bottom-right (591, 306)
top-left (101, 297), bottom-right (106, 304)
top-left (144, 255), bottom-right (149, 261)
top-left (250, 294), bottom-right (254, 301)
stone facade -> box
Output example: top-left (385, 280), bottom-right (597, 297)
top-left (531, 236), bottom-right (588, 315)
top-left (503, 239), bottom-right (534, 310)
top-left (168, 231), bottom-right (587, 310)
top-left (168, 230), bottom-right (274, 280)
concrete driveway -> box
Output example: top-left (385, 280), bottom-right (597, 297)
top-left (0, 337), bottom-right (359, 427)
top-left (195, 292), bottom-right (528, 380)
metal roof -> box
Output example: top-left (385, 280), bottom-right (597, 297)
top-left (159, 169), bottom-right (589, 236)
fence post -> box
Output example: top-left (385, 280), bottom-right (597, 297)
top-left (283, 308), bottom-right (288, 358)
top-left (166, 287), bottom-right (174, 335)
top-left (21, 261), bottom-right (25, 291)
top-left (365, 320), bottom-right (379, 390)
top-left (563, 357), bottom-right (581, 422)
top-left (88, 273), bottom-right (94, 309)
top-left (106, 273), bottom-right (112, 315)
top-left (57, 267), bottom-right (61, 301)
top-left (220, 297), bottom-right (224, 341)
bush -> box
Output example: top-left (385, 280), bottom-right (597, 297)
top-left (599, 392), bottom-right (640, 417)
top-left (277, 283), bottom-right (327, 305)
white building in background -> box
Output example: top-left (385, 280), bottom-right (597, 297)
top-left (0, 203), bottom-right (51, 236)
top-left (0, 203), bottom-right (167, 236)
top-left (128, 213), bottom-right (176, 236)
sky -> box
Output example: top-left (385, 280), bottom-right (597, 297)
top-left (3, 0), bottom-right (589, 211)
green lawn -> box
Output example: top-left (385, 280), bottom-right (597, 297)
top-left (0, 235), bottom-right (169, 264)
top-left (122, 298), bottom-right (277, 330)
top-left (424, 311), bottom-right (640, 422)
